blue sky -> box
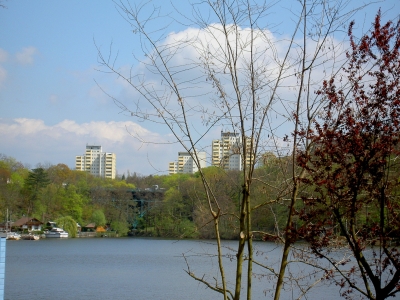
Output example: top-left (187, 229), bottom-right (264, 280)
top-left (0, 0), bottom-right (399, 176)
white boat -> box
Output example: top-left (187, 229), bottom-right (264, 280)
top-left (23, 234), bottom-right (40, 240)
top-left (5, 209), bottom-right (21, 240)
top-left (44, 227), bottom-right (69, 238)
top-left (6, 232), bottom-right (21, 240)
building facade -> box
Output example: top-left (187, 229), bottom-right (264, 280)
top-left (211, 131), bottom-right (253, 171)
top-left (75, 145), bottom-right (116, 179)
top-left (168, 150), bottom-right (206, 175)
top-left (168, 161), bottom-right (178, 174)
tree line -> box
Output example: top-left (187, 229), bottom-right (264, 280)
top-left (0, 156), bottom-right (135, 236)
top-left (0, 154), bottom-right (293, 239)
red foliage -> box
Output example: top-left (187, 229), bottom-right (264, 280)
top-left (296, 10), bottom-right (400, 300)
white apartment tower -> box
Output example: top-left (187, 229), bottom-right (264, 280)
top-left (169, 150), bottom-right (207, 175)
top-left (75, 145), bottom-right (116, 179)
top-left (212, 131), bottom-right (253, 171)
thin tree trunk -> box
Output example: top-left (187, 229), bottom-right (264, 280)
top-left (234, 187), bottom-right (247, 300)
top-left (246, 184), bottom-right (253, 300)
top-left (274, 183), bottom-right (299, 300)
top-left (214, 217), bottom-right (228, 300)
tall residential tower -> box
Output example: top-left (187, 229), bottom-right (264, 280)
top-left (75, 145), bottom-right (116, 179)
top-left (168, 150), bottom-right (207, 175)
top-left (211, 131), bottom-right (253, 171)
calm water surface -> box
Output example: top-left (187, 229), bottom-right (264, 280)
top-left (5, 238), bottom-right (342, 300)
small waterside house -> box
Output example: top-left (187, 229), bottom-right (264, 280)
top-left (12, 217), bottom-right (43, 232)
top-left (82, 223), bottom-right (96, 232)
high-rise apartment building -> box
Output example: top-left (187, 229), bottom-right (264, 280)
top-left (75, 145), bottom-right (116, 179)
top-left (168, 161), bottom-right (178, 174)
top-left (211, 131), bottom-right (253, 171)
top-left (168, 150), bottom-right (207, 175)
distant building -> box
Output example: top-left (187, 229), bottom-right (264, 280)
top-left (211, 131), bottom-right (253, 171)
top-left (11, 217), bottom-right (43, 232)
top-left (169, 150), bottom-right (207, 175)
top-left (75, 145), bottom-right (116, 179)
top-left (168, 161), bottom-right (178, 174)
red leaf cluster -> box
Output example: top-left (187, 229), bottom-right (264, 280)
top-left (296, 10), bottom-right (400, 300)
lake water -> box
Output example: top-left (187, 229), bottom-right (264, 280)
top-left (5, 238), bottom-right (343, 300)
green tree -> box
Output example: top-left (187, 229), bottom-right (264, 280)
top-left (62, 185), bottom-right (86, 224)
top-left (55, 216), bottom-right (77, 238)
top-left (0, 157), bottom-right (27, 219)
top-left (37, 183), bottom-right (63, 221)
top-left (24, 168), bottom-right (50, 215)
top-left (110, 220), bottom-right (129, 236)
top-left (47, 164), bottom-right (72, 185)
top-left (91, 209), bottom-right (106, 227)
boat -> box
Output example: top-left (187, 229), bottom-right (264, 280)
top-left (23, 234), bottom-right (40, 240)
top-left (6, 232), bottom-right (21, 240)
top-left (44, 227), bottom-right (69, 238)
top-left (4, 209), bottom-right (21, 240)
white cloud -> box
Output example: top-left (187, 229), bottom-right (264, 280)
top-left (104, 23), bottom-right (347, 146)
top-left (0, 118), bottom-right (179, 175)
top-left (15, 47), bottom-right (38, 65)
top-left (93, 19), bottom-right (350, 172)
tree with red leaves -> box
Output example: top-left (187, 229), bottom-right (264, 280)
top-left (297, 10), bottom-right (400, 300)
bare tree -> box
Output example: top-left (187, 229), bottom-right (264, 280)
top-left (97, 0), bottom-right (381, 299)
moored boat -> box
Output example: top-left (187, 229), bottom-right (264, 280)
top-left (44, 227), bottom-right (68, 238)
top-left (6, 232), bottom-right (21, 240)
top-left (23, 234), bottom-right (40, 240)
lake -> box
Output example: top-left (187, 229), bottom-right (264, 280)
top-left (5, 238), bottom-right (343, 300)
